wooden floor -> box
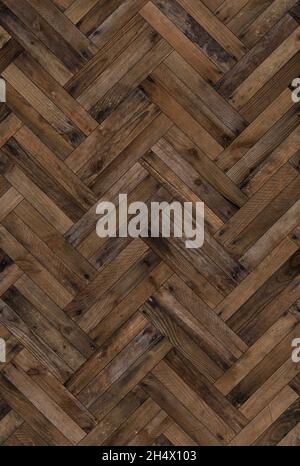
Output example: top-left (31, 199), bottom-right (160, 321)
top-left (0, 0), bottom-right (299, 447)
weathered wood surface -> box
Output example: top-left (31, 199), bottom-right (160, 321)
top-left (0, 0), bottom-right (300, 446)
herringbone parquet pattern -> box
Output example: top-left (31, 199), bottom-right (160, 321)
top-left (0, 0), bottom-right (299, 446)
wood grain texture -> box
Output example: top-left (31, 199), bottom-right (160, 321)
top-left (0, 0), bottom-right (299, 446)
